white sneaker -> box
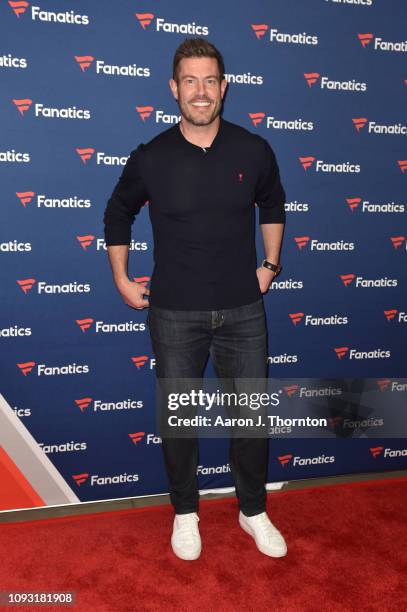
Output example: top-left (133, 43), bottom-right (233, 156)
top-left (171, 512), bottom-right (201, 560)
top-left (239, 511), bottom-right (287, 558)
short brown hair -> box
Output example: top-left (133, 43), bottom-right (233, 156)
top-left (173, 38), bottom-right (225, 82)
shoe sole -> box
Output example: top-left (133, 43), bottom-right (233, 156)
top-left (239, 518), bottom-right (287, 558)
top-left (171, 538), bottom-right (201, 561)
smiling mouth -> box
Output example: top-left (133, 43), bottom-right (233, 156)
top-left (190, 101), bottom-right (211, 107)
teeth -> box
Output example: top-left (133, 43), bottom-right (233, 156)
top-left (192, 102), bottom-right (210, 106)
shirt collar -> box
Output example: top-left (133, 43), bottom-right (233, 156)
top-left (176, 116), bottom-right (224, 153)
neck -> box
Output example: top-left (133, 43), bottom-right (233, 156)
top-left (179, 116), bottom-right (220, 148)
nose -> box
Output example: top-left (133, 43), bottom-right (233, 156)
top-left (196, 79), bottom-right (206, 97)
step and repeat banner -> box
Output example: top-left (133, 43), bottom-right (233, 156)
top-left (1, 0), bottom-right (406, 511)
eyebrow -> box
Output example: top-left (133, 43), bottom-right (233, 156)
top-left (181, 74), bottom-right (219, 79)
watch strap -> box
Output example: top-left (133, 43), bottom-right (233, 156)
top-left (262, 259), bottom-right (281, 274)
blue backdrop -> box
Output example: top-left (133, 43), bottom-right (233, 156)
top-left (1, 0), bottom-right (406, 509)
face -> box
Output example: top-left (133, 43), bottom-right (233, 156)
top-left (169, 57), bottom-right (227, 126)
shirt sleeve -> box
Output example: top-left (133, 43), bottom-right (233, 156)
top-left (255, 138), bottom-right (286, 225)
top-left (103, 145), bottom-right (149, 246)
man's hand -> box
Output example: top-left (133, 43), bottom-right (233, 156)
top-left (106, 245), bottom-right (149, 309)
top-left (256, 266), bottom-right (276, 293)
top-left (116, 278), bottom-right (150, 309)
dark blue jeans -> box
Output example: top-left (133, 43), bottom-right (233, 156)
top-left (147, 297), bottom-right (269, 516)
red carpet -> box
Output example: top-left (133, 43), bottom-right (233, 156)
top-left (1, 477), bottom-right (406, 612)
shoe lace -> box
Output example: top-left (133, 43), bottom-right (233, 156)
top-left (252, 513), bottom-right (279, 538)
top-left (176, 514), bottom-right (200, 543)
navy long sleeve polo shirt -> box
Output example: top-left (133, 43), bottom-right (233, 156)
top-left (103, 117), bottom-right (286, 310)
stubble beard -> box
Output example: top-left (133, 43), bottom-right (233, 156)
top-left (177, 97), bottom-right (222, 127)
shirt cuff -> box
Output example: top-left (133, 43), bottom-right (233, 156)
top-left (104, 224), bottom-right (131, 246)
top-left (259, 205), bottom-right (286, 224)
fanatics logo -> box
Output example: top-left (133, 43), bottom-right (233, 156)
top-left (13, 98), bottom-right (91, 120)
top-left (74, 55), bottom-right (94, 71)
top-left (72, 473), bottom-right (89, 486)
top-left (346, 197), bottom-right (361, 211)
top-left (369, 446), bottom-right (384, 458)
top-left (135, 13), bottom-right (209, 36)
top-left (299, 155), bottom-right (360, 173)
top-left (334, 346), bottom-right (391, 359)
top-left (334, 347), bottom-right (349, 360)
top-left (298, 156), bottom-right (315, 171)
top-left (13, 98), bottom-right (32, 115)
top-left (358, 32), bottom-right (407, 52)
top-left (339, 273), bottom-right (397, 288)
top-left (378, 380), bottom-right (407, 393)
top-left (384, 309), bottom-right (397, 321)
top-left (339, 274), bottom-right (356, 286)
top-left (328, 416), bottom-right (343, 428)
top-left (290, 312), bottom-right (348, 327)
top-left (283, 385), bottom-right (299, 397)
top-left (251, 24), bottom-right (268, 39)
top-left (76, 147), bottom-right (95, 164)
top-left (358, 33), bottom-right (373, 48)
top-left (131, 356), bottom-right (149, 369)
top-left (352, 117), bottom-right (368, 132)
top-left (294, 237), bottom-right (357, 251)
top-left (225, 72), bottom-right (264, 86)
top-left (17, 361), bottom-right (36, 375)
top-left (16, 191), bottom-right (35, 206)
top-left (376, 379), bottom-right (391, 391)
top-left (73, 319), bottom-right (145, 334)
top-left (135, 12), bottom-right (154, 29)
top-left (136, 106), bottom-right (154, 121)
top-left (304, 72), bottom-right (367, 92)
top-left (277, 454), bottom-right (293, 467)
top-left (74, 55), bottom-right (150, 78)
top-left (8, 1), bottom-right (29, 17)
top-left (252, 24), bottom-right (318, 45)
top-left (398, 160), bottom-right (407, 173)
top-left (352, 118), bottom-right (406, 135)
top-left (17, 278), bottom-right (36, 294)
top-left (76, 149), bottom-right (129, 166)
top-left (76, 318), bottom-right (94, 332)
top-left (75, 397), bottom-right (92, 412)
top-left (248, 112), bottom-right (265, 127)
top-left (288, 313), bottom-right (304, 326)
top-left (73, 471), bottom-right (139, 486)
top-left (345, 197), bottom-right (405, 214)
top-left (17, 278), bottom-right (91, 295)
top-left (135, 107), bottom-right (179, 124)
top-left (390, 236), bottom-right (406, 249)
top-left (304, 72), bottom-right (320, 87)
top-left (77, 235), bottom-right (95, 250)
top-left (294, 236), bottom-right (310, 250)
top-left (9, 2), bottom-right (89, 24)
top-left (16, 192), bottom-right (92, 210)
top-left (249, 112), bottom-right (313, 132)
top-left (129, 432), bottom-right (145, 445)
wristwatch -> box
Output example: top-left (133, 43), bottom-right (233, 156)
top-left (262, 259), bottom-right (282, 275)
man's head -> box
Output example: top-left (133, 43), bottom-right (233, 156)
top-left (169, 38), bottom-right (227, 127)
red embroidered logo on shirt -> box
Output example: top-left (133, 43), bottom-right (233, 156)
top-left (238, 172), bottom-right (244, 182)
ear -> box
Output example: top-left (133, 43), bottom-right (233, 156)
top-left (169, 78), bottom-right (178, 101)
top-left (220, 78), bottom-right (228, 99)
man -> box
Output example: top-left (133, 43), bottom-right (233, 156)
top-left (103, 38), bottom-right (287, 561)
